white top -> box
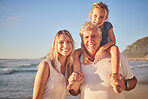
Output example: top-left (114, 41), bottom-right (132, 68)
top-left (42, 59), bottom-right (68, 99)
top-left (80, 53), bottom-right (134, 99)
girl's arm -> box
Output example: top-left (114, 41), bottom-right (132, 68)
top-left (100, 28), bottom-right (116, 51)
top-left (33, 60), bottom-right (49, 99)
top-left (95, 28), bottom-right (116, 61)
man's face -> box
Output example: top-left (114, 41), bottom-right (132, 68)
top-left (82, 28), bottom-right (102, 57)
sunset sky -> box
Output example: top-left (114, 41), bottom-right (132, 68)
top-left (0, 0), bottom-right (148, 59)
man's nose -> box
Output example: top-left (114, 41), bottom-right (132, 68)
top-left (89, 37), bottom-right (93, 43)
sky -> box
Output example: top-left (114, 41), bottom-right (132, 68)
top-left (0, 0), bottom-right (148, 59)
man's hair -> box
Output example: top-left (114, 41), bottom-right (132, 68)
top-left (79, 22), bottom-right (102, 39)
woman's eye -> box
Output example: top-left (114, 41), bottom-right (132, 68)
top-left (59, 41), bottom-right (63, 44)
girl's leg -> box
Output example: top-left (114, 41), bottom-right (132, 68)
top-left (107, 45), bottom-right (121, 93)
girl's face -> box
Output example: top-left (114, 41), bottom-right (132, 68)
top-left (91, 8), bottom-right (106, 27)
top-left (57, 34), bottom-right (73, 57)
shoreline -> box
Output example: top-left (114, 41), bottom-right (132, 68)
top-left (127, 58), bottom-right (148, 61)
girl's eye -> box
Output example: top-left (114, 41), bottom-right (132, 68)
top-left (94, 15), bottom-right (97, 18)
top-left (100, 16), bottom-right (104, 18)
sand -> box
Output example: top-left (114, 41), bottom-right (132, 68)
top-left (67, 84), bottom-right (148, 99)
top-left (124, 85), bottom-right (148, 99)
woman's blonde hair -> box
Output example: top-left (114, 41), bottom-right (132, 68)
top-left (89, 2), bottom-right (109, 20)
top-left (46, 30), bottom-right (74, 77)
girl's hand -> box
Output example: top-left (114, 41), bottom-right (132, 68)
top-left (83, 53), bottom-right (92, 65)
top-left (95, 47), bottom-right (104, 61)
top-left (110, 73), bottom-right (126, 91)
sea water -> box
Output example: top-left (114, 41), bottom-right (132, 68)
top-left (0, 59), bottom-right (148, 98)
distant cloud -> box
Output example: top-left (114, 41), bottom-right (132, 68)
top-left (0, 5), bottom-right (10, 12)
top-left (7, 17), bottom-right (19, 21)
top-left (0, 16), bottom-right (20, 26)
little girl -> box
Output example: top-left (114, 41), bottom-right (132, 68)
top-left (68, 2), bottom-right (121, 93)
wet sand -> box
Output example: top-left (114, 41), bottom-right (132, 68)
top-left (124, 85), bottom-right (148, 99)
top-left (67, 84), bottom-right (148, 99)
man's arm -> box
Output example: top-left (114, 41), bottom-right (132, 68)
top-left (124, 76), bottom-right (137, 91)
top-left (110, 75), bottom-right (137, 91)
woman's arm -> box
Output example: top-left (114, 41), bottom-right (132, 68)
top-left (33, 60), bottom-right (50, 99)
top-left (68, 72), bottom-right (83, 96)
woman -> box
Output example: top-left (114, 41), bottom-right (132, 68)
top-left (33, 30), bottom-right (74, 99)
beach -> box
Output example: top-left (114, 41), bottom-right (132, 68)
top-left (0, 59), bottom-right (148, 99)
top-left (124, 85), bottom-right (148, 99)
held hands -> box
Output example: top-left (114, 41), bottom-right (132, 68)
top-left (67, 72), bottom-right (84, 90)
top-left (110, 73), bottom-right (126, 93)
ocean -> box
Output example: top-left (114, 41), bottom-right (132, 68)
top-left (0, 59), bottom-right (148, 99)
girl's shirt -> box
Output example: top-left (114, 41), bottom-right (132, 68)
top-left (42, 59), bottom-right (68, 99)
top-left (101, 21), bottom-right (113, 46)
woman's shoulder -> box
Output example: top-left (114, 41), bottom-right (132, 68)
top-left (38, 59), bottom-right (50, 70)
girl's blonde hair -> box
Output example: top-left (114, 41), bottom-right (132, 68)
top-left (89, 2), bottom-right (109, 20)
top-left (46, 30), bottom-right (74, 77)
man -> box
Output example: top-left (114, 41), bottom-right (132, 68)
top-left (69, 22), bottom-right (137, 99)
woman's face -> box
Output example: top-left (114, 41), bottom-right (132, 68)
top-left (57, 34), bottom-right (73, 57)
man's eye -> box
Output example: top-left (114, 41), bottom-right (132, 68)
top-left (85, 36), bottom-right (89, 39)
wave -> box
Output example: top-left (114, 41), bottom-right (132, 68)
top-left (0, 68), bottom-right (13, 75)
top-left (130, 64), bottom-right (148, 69)
top-left (0, 68), bottom-right (37, 75)
top-left (16, 63), bottom-right (38, 67)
